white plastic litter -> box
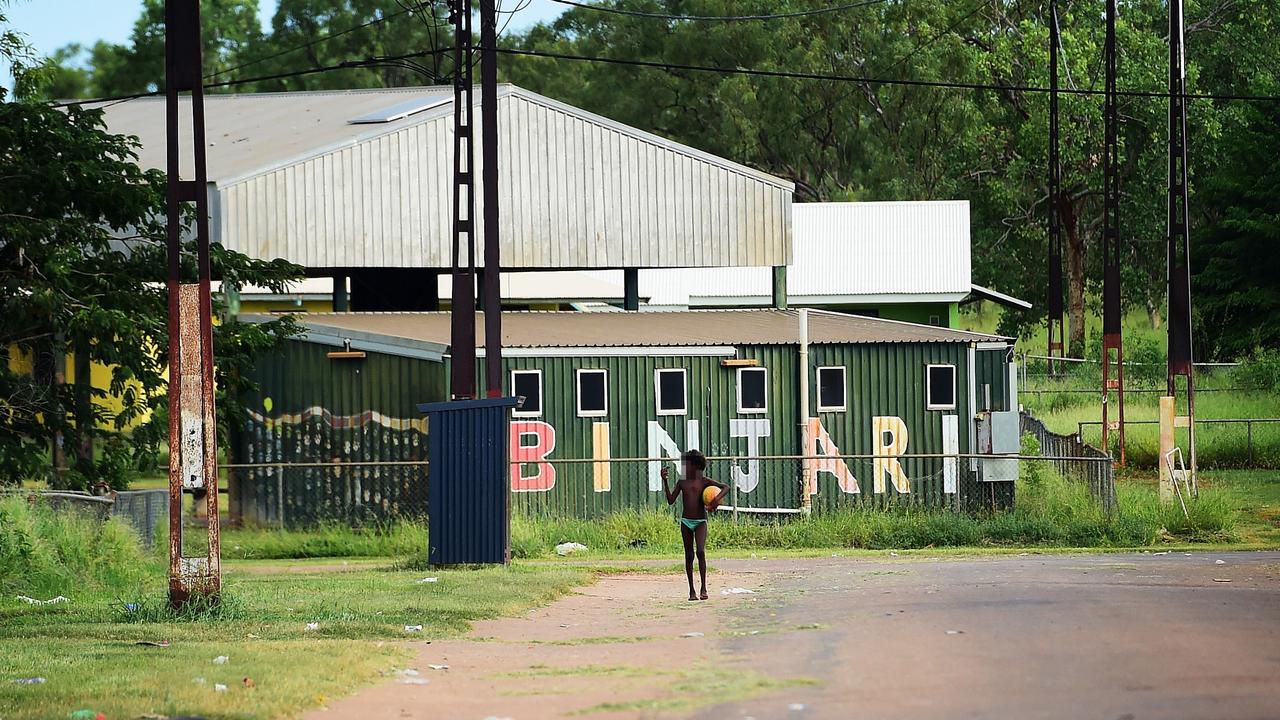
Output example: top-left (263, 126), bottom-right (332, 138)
top-left (417, 577), bottom-right (439, 584)
top-left (721, 587), bottom-right (755, 595)
top-left (789, 704), bottom-right (806, 711)
top-left (404, 625), bottom-right (424, 633)
top-left (214, 684), bottom-right (228, 692)
top-left (427, 664), bottom-right (449, 670)
top-left (399, 669), bottom-right (421, 677)
top-left (946, 630), bottom-right (964, 635)
top-left (15, 595), bottom-right (68, 605)
top-left (681, 631), bottom-right (704, 638)
top-left (212, 656), bottom-right (229, 665)
top-left (555, 542), bottom-right (588, 556)
top-left (889, 551), bottom-right (900, 557)
top-left (305, 622), bottom-right (319, 631)
top-left (400, 678), bottom-right (430, 686)
top-left (1215, 559), bottom-right (1226, 565)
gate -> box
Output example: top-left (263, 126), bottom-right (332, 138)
top-left (418, 397), bottom-right (519, 565)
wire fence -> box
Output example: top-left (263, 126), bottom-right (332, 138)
top-left (1021, 411), bottom-right (1116, 513)
top-left (223, 460), bottom-right (429, 528)
top-left (1075, 417), bottom-right (1280, 469)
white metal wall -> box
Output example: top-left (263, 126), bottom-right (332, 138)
top-left (216, 89), bottom-right (792, 269)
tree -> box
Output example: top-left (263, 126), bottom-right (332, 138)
top-left (1192, 103), bottom-right (1280, 360)
top-left (34, 0), bottom-right (264, 100)
top-left (0, 17), bottom-right (303, 488)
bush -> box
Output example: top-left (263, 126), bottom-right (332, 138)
top-left (0, 496), bottom-right (152, 597)
top-left (1232, 347), bottom-right (1280, 393)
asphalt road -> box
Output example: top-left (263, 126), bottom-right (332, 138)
top-left (695, 552), bottom-right (1280, 720)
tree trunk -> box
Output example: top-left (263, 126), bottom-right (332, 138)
top-left (1064, 201), bottom-right (1087, 358)
top-left (73, 337), bottom-right (94, 475)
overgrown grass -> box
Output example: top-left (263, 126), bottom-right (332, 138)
top-left (220, 520), bottom-right (428, 559)
top-left (0, 497), bottom-right (156, 598)
top-left (510, 468), bottom-right (1238, 558)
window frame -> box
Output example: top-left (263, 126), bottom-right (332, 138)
top-left (654, 368), bottom-right (688, 416)
top-left (575, 368), bottom-right (609, 418)
top-left (510, 369), bottom-right (544, 418)
top-left (925, 364), bottom-right (957, 410)
top-left (736, 367), bottom-right (769, 414)
top-left (816, 365), bottom-right (848, 412)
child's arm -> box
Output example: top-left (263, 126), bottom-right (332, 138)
top-left (661, 467), bottom-right (681, 505)
top-left (708, 477), bottom-right (731, 507)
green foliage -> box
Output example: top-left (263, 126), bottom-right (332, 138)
top-left (1232, 348), bottom-right (1280, 393)
top-left (0, 496), bottom-right (153, 597)
top-left (0, 98), bottom-right (303, 489)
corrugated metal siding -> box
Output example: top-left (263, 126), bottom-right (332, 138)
top-left (422, 398), bottom-right (517, 565)
top-left (637, 201), bottom-right (972, 304)
top-left (231, 340), bottom-right (447, 526)
top-left (808, 342), bottom-right (971, 511)
top-left (974, 347), bottom-right (1012, 412)
top-left (214, 89), bottom-right (792, 269)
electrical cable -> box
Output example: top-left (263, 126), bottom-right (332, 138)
top-left (493, 45), bottom-right (1280, 102)
top-left (548, 0), bottom-right (889, 22)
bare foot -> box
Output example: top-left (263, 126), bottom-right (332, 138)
top-left (699, 590), bottom-right (709, 600)
top-left (688, 591), bottom-right (698, 601)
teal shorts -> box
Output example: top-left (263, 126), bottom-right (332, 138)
top-left (679, 517), bottom-right (707, 531)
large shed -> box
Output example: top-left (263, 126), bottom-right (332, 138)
top-left (96, 85), bottom-right (794, 309)
top-left (231, 310), bottom-right (1018, 525)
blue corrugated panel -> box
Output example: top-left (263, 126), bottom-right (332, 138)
top-left (419, 397), bottom-right (519, 565)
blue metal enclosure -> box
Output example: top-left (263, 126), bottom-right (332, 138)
top-left (418, 396), bottom-right (520, 565)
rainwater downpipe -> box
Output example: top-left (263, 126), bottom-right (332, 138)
top-left (798, 309), bottom-right (813, 514)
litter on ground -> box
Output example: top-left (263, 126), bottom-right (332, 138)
top-left (681, 631), bottom-right (704, 638)
top-left (214, 683), bottom-right (228, 692)
top-left (555, 542), bottom-right (588, 556)
top-left (305, 622), bottom-right (319, 631)
top-left (722, 587), bottom-right (756, 595)
top-left (417, 577), bottom-right (439, 584)
top-left (404, 625), bottom-right (424, 633)
top-left (12, 677), bottom-right (46, 685)
top-left (15, 595), bottom-right (68, 605)
top-left (212, 655), bottom-right (228, 665)
top-left (427, 664), bottom-right (449, 670)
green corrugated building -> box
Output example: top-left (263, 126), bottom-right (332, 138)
top-left (233, 309), bottom-right (1017, 524)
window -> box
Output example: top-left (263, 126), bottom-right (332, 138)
top-left (737, 367), bottom-right (768, 413)
top-left (926, 364), bottom-right (957, 410)
top-left (655, 369), bottom-right (687, 416)
top-left (511, 369), bottom-right (543, 417)
top-left (576, 369), bottom-right (608, 417)
top-left (928, 314), bottom-right (942, 326)
top-left (817, 366), bottom-right (847, 412)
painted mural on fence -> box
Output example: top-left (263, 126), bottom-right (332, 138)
top-left (510, 414), bottom-right (949, 496)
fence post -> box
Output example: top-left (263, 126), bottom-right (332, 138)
top-left (1248, 420), bottom-right (1254, 465)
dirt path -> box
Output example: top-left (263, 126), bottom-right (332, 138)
top-left (305, 570), bottom-right (768, 720)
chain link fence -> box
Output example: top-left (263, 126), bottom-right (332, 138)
top-left (1021, 410), bottom-right (1117, 514)
top-left (224, 461), bottom-right (428, 528)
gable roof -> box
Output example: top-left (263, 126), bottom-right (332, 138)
top-left (92, 85), bottom-right (793, 270)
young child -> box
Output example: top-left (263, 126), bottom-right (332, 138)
top-left (662, 450), bottom-right (729, 601)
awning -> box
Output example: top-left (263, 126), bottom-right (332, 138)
top-left (966, 284), bottom-right (1032, 310)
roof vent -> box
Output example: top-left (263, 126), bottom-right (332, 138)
top-left (348, 96), bottom-right (450, 124)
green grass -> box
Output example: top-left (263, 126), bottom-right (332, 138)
top-left (510, 466), bottom-right (1239, 557)
top-left (220, 521), bottom-right (428, 560)
top-left (0, 501), bottom-right (594, 720)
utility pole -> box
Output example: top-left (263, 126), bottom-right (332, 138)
top-left (1101, 0), bottom-right (1126, 465)
top-left (479, 0), bottom-right (503, 397)
top-left (1046, 0), bottom-right (1065, 377)
top-left (1161, 0), bottom-right (1197, 498)
top-left (164, 0), bottom-right (220, 608)
top-left (449, 0), bottom-right (477, 399)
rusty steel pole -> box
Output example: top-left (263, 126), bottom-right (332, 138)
top-left (165, 0), bottom-right (221, 608)
top-left (1101, 0), bottom-right (1126, 465)
top-left (1046, 1), bottom-right (1065, 377)
top-left (450, 0), bottom-right (478, 399)
top-left (1167, 0), bottom-right (1197, 487)
top-left (480, 0), bottom-right (503, 397)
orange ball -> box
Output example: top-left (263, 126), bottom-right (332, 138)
top-left (702, 486), bottom-right (720, 508)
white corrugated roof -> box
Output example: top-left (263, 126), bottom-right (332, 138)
top-left (638, 201), bottom-right (972, 305)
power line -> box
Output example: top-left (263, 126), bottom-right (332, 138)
top-left (548, 0), bottom-right (889, 22)
top-left (206, 2), bottom-right (431, 81)
top-left (494, 45), bottom-right (1280, 102)
top-left (53, 47), bottom-right (456, 109)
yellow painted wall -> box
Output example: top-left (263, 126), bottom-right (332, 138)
top-left (239, 299), bottom-right (334, 314)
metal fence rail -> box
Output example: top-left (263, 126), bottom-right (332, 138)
top-left (223, 460), bottom-right (429, 528)
top-left (1021, 411), bottom-right (1117, 513)
top-left (1076, 417), bottom-right (1280, 466)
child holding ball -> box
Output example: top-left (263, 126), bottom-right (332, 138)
top-left (662, 450), bottom-right (729, 601)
